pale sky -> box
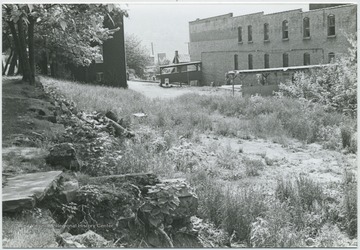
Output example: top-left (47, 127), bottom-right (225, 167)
top-left (124, 3), bottom-right (309, 60)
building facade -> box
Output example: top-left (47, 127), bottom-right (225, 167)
top-left (188, 4), bottom-right (357, 86)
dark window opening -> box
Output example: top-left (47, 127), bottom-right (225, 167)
top-left (328, 52), bottom-right (335, 63)
top-left (238, 27), bottom-right (242, 42)
top-left (303, 17), bottom-right (310, 38)
top-left (304, 53), bottom-right (310, 65)
top-left (248, 54), bottom-right (253, 69)
top-left (282, 20), bottom-right (289, 39)
top-left (283, 53), bottom-right (289, 67)
top-left (234, 54), bottom-right (239, 70)
top-left (264, 54), bottom-right (270, 68)
top-left (248, 25), bottom-right (253, 42)
top-left (264, 23), bottom-right (270, 41)
top-left (328, 15), bottom-right (335, 36)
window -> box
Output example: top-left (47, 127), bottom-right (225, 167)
top-left (248, 25), bottom-right (252, 42)
top-left (304, 53), bottom-right (310, 65)
top-left (328, 52), bottom-right (335, 63)
top-left (283, 53), bottom-right (289, 67)
top-left (234, 54), bottom-right (239, 70)
top-left (328, 15), bottom-right (335, 36)
top-left (238, 27), bottom-right (242, 42)
top-left (248, 54), bottom-right (253, 69)
top-left (303, 17), bottom-right (310, 38)
top-left (264, 54), bottom-right (270, 68)
top-left (282, 20), bottom-right (289, 39)
top-left (264, 23), bottom-right (269, 41)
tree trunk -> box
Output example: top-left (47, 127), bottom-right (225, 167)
top-left (8, 50), bottom-right (18, 75)
top-left (39, 51), bottom-right (48, 75)
top-left (28, 16), bottom-right (36, 85)
top-left (17, 17), bottom-right (32, 84)
top-left (2, 49), bottom-right (13, 75)
top-left (7, 21), bottom-right (23, 75)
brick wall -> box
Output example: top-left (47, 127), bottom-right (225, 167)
top-left (189, 4), bottom-right (357, 85)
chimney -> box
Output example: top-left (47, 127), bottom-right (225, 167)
top-left (173, 50), bottom-right (180, 64)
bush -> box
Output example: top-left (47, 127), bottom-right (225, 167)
top-left (278, 35), bottom-right (357, 116)
top-left (250, 201), bottom-right (303, 247)
top-left (275, 176), bottom-right (325, 231)
top-left (220, 186), bottom-right (268, 245)
top-left (216, 145), bottom-right (240, 170)
top-left (314, 223), bottom-right (355, 247)
top-left (188, 171), bottom-right (267, 246)
top-left (243, 157), bottom-right (265, 176)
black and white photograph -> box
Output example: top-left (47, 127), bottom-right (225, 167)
top-left (1, 1), bottom-right (358, 248)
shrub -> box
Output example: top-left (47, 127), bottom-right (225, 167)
top-left (220, 186), bottom-right (268, 245)
top-left (189, 171), bottom-right (225, 226)
top-left (275, 176), bottom-right (325, 232)
top-left (296, 176), bottom-right (324, 211)
top-left (188, 171), bottom-right (267, 246)
top-left (243, 157), bottom-right (265, 176)
top-left (216, 145), bottom-right (240, 170)
top-left (314, 223), bottom-right (355, 247)
top-left (250, 201), bottom-right (303, 247)
top-left (278, 35), bottom-right (357, 116)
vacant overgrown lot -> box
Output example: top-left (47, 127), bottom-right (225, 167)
top-left (41, 76), bottom-right (357, 247)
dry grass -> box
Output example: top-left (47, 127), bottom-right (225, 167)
top-left (2, 210), bottom-right (58, 248)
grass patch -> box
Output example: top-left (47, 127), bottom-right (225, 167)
top-left (243, 157), bottom-right (265, 177)
top-left (41, 76), bottom-right (354, 147)
top-left (3, 210), bottom-right (58, 248)
top-left (188, 171), bottom-right (267, 245)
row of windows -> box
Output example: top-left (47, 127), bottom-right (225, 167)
top-left (233, 52), bottom-right (335, 70)
top-left (237, 15), bottom-right (336, 43)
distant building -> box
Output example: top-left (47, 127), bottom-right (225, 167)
top-left (188, 4), bottom-right (357, 86)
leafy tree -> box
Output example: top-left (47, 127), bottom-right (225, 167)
top-left (125, 34), bottom-right (151, 78)
top-left (2, 4), bottom-right (127, 85)
top-left (278, 35), bottom-right (357, 116)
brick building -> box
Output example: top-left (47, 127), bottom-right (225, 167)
top-left (188, 4), bottom-right (357, 86)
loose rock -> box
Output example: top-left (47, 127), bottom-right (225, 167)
top-left (57, 230), bottom-right (112, 248)
top-left (46, 143), bottom-right (80, 171)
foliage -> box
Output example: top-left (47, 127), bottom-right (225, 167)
top-left (215, 144), bottom-right (239, 170)
top-left (189, 171), bottom-right (267, 245)
top-left (41, 75), bottom-right (354, 152)
top-left (2, 4), bottom-right (127, 82)
top-left (139, 183), bottom-right (181, 228)
top-left (276, 177), bottom-right (324, 213)
top-left (250, 201), bottom-right (302, 247)
top-left (313, 223), bottom-right (356, 247)
top-left (125, 34), bottom-right (151, 77)
top-left (278, 35), bottom-right (357, 116)
top-left (243, 157), bottom-right (265, 177)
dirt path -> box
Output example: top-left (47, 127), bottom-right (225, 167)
top-left (184, 133), bottom-right (357, 198)
top-left (128, 80), bottom-right (241, 99)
